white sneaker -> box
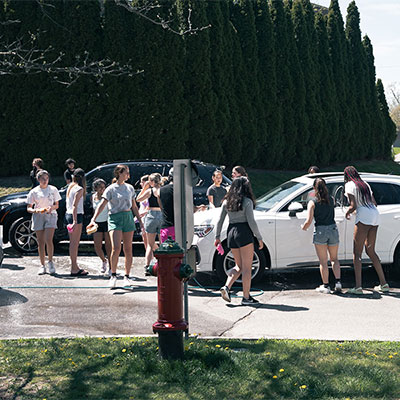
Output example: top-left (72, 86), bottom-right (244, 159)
top-left (101, 260), bottom-right (108, 273)
top-left (47, 261), bottom-right (56, 275)
top-left (123, 276), bottom-right (135, 287)
top-left (315, 284), bottom-right (330, 294)
top-left (334, 282), bottom-right (342, 293)
top-left (109, 275), bottom-right (117, 288)
top-left (374, 283), bottom-right (390, 293)
top-left (38, 266), bottom-right (46, 275)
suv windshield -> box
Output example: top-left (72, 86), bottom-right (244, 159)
top-left (256, 181), bottom-right (306, 211)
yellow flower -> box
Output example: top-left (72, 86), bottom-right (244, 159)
top-left (336, 348), bottom-right (339, 351)
top-left (265, 352), bottom-right (271, 355)
top-left (389, 355), bottom-right (393, 359)
top-left (184, 346), bottom-right (189, 351)
top-left (122, 349), bottom-right (127, 353)
top-left (273, 376), bottom-right (277, 379)
top-left (68, 358), bottom-right (72, 361)
top-left (101, 354), bottom-right (106, 358)
top-left (279, 369), bottom-right (284, 372)
top-left (300, 385), bottom-right (307, 389)
top-left (189, 342), bottom-right (194, 345)
top-left (225, 347), bottom-right (229, 350)
top-left (216, 345), bottom-right (221, 348)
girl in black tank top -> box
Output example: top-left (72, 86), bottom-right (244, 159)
top-left (148, 188), bottom-right (160, 208)
top-left (301, 178), bottom-right (342, 294)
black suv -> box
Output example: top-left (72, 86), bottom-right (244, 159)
top-left (0, 159), bottom-right (230, 253)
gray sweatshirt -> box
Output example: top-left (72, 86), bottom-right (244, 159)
top-left (215, 197), bottom-right (262, 241)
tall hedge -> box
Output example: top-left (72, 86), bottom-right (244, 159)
top-left (0, 0), bottom-right (395, 177)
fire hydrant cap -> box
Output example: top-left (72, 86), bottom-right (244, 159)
top-left (154, 237), bottom-right (184, 255)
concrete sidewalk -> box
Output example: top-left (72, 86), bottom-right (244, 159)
top-left (1, 253), bottom-right (400, 341)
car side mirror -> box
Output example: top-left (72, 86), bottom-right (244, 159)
top-left (288, 201), bottom-right (304, 217)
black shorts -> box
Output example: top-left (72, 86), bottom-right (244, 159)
top-left (227, 223), bottom-right (254, 249)
top-left (96, 221), bottom-right (108, 233)
top-left (65, 213), bottom-right (83, 225)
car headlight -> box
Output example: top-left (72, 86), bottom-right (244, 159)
top-left (194, 224), bottom-right (214, 238)
top-left (0, 201), bottom-right (11, 211)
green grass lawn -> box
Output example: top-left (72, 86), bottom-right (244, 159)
top-left (1, 337), bottom-right (399, 399)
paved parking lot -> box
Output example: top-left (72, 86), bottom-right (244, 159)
top-left (1, 244), bottom-right (400, 341)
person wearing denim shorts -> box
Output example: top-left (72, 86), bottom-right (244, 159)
top-left (87, 165), bottom-right (143, 289)
top-left (302, 178), bottom-right (342, 294)
top-left (137, 173), bottom-right (164, 275)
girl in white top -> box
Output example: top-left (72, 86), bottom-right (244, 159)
top-left (65, 168), bottom-right (88, 276)
top-left (87, 164), bottom-right (143, 288)
top-left (344, 166), bottom-right (389, 294)
top-left (26, 170), bottom-right (61, 275)
top-left (91, 179), bottom-right (111, 274)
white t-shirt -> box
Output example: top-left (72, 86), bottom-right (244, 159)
top-left (345, 181), bottom-right (380, 226)
top-left (103, 182), bottom-right (136, 214)
top-left (26, 185), bottom-right (61, 215)
top-left (66, 184), bottom-right (84, 214)
top-left (92, 195), bottom-right (108, 223)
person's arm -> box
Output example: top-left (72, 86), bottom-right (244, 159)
top-left (48, 201), bottom-right (59, 214)
top-left (244, 200), bottom-right (263, 249)
top-left (214, 203), bottom-right (228, 247)
top-left (136, 182), bottom-right (151, 203)
top-left (27, 203), bottom-right (38, 214)
top-left (345, 194), bottom-right (357, 219)
top-left (301, 200), bottom-right (315, 230)
top-left (207, 195), bottom-right (215, 207)
top-left (131, 199), bottom-right (144, 229)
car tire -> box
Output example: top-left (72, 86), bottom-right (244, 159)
top-left (9, 216), bottom-right (38, 253)
top-left (214, 241), bottom-right (266, 284)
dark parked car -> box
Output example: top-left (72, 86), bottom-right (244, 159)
top-left (0, 159), bottom-right (231, 253)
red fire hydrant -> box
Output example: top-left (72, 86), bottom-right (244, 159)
top-left (151, 237), bottom-right (193, 359)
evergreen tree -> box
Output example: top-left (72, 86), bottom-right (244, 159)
top-left (376, 79), bottom-right (397, 159)
top-left (253, 0), bottom-right (280, 168)
top-left (314, 11), bottom-right (339, 165)
top-left (269, 0), bottom-right (295, 167)
top-left (345, 1), bottom-right (368, 158)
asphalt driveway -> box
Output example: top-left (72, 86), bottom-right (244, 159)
top-left (1, 244), bottom-right (400, 341)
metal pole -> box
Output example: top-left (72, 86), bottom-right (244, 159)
top-left (180, 163), bottom-right (189, 339)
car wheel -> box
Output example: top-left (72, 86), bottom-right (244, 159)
top-left (215, 242), bottom-right (266, 284)
top-left (9, 217), bottom-right (38, 253)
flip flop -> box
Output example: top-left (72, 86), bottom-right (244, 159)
top-left (70, 269), bottom-right (89, 277)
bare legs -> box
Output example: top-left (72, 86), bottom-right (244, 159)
top-left (68, 223), bottom-right (82, 274)
top-left (353, 223), bottom-right (387, 288)
top-left (36, 228), bottom-right (55, 266)
top-left (314, 243), bottom-right (341, 285)
top-left (224, 243), bottom-right (254, 299)
top-left (93, 231), bottom-right (111, 265)
top-left (109, 230), bottom-right (134, 275)
top-left (145, 232), bottom-right (159, 266)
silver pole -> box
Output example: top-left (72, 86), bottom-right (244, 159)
top-left (180, 163), bottom-right (189, 339)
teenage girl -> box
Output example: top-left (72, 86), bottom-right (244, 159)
top-left (136, 173), bottom-right (163, 274)
top-left (27, 170), bottom-right (61, 275)
top-left (215, 177), bottom-right (263, 305)
top-left (301, 178), bottom-right (342, 293)
top-left (92, 179), bottom-right (112, 274)
top-left (344, 166), bottom-right (389, 294)
top-left (231, 165), bottom-right (248, 179)
top-left (66, 168), bottom-right (88, 276)
top-left (87, 165), bottom-right (143, 288)
top-left (30, 158), bottom-right (44, 188)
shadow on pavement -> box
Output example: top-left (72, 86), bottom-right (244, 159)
top-left (0, 288), bottom-right (28, 306)
top-left (226, 303), bottom-right (309, 311)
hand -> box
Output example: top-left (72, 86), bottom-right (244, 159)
top-left (87, 221), bottom-right (95, 228)
top-left (345, 210), bottom-right (351, 220)
top-left (45, 206), bottom-right (52, 214)
top-left (258, 240), bottom-right (263, 250)
top-left (214, 239), bottom-right (221, 248)
top-left (301, 223), bottom-right (307, 231)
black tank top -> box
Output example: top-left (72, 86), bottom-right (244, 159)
top-left (313, 196), bottom-right (335, 226)
top-left (148, 188), bottom-right (159, 208)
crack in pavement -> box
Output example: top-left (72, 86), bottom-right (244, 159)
top-left (217, 290), bottom-right (284, 337)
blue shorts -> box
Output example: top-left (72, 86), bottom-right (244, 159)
top-left (65, 213), bottom-right (83, 225)
top-left (313, 224), bottom-right (339, 246)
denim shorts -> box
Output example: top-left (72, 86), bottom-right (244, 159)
top-left (313, 224), bottom-right (339, 246)
top-left (144, 210), bottom-right (163, 234)
top-left (108, 211), bottom-right (135, 232)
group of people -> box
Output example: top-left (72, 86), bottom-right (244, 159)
top-left (26, 158), bottom-right (390, 300)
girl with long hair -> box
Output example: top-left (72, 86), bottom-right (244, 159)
top-left (27, 170), bottom-right (61, 275)
top-left (231, 165), bottom-right (248, 179)
top-left (66, 168), bottom-right (88, 276)
top-left (301, 178), bottom-right (342, 293)
top-left (344, 166), bottom-right (389, 294)
top-left (87, 165), bottom-right (143, 288)
top-left (215, 177), bottom-right (263, 305)
top-left (136, 172), bottom-right (163, 274)
top-left (91, 179), bottom-right (112, 275)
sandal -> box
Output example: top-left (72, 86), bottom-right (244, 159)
top-left (70, 269), bottom-right (89, 277)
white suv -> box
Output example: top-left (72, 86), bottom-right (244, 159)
top-left (193, 172), bottom-right (400, 283)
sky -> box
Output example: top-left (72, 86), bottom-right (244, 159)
top-left (312, 0), bottom-right (400, 102)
